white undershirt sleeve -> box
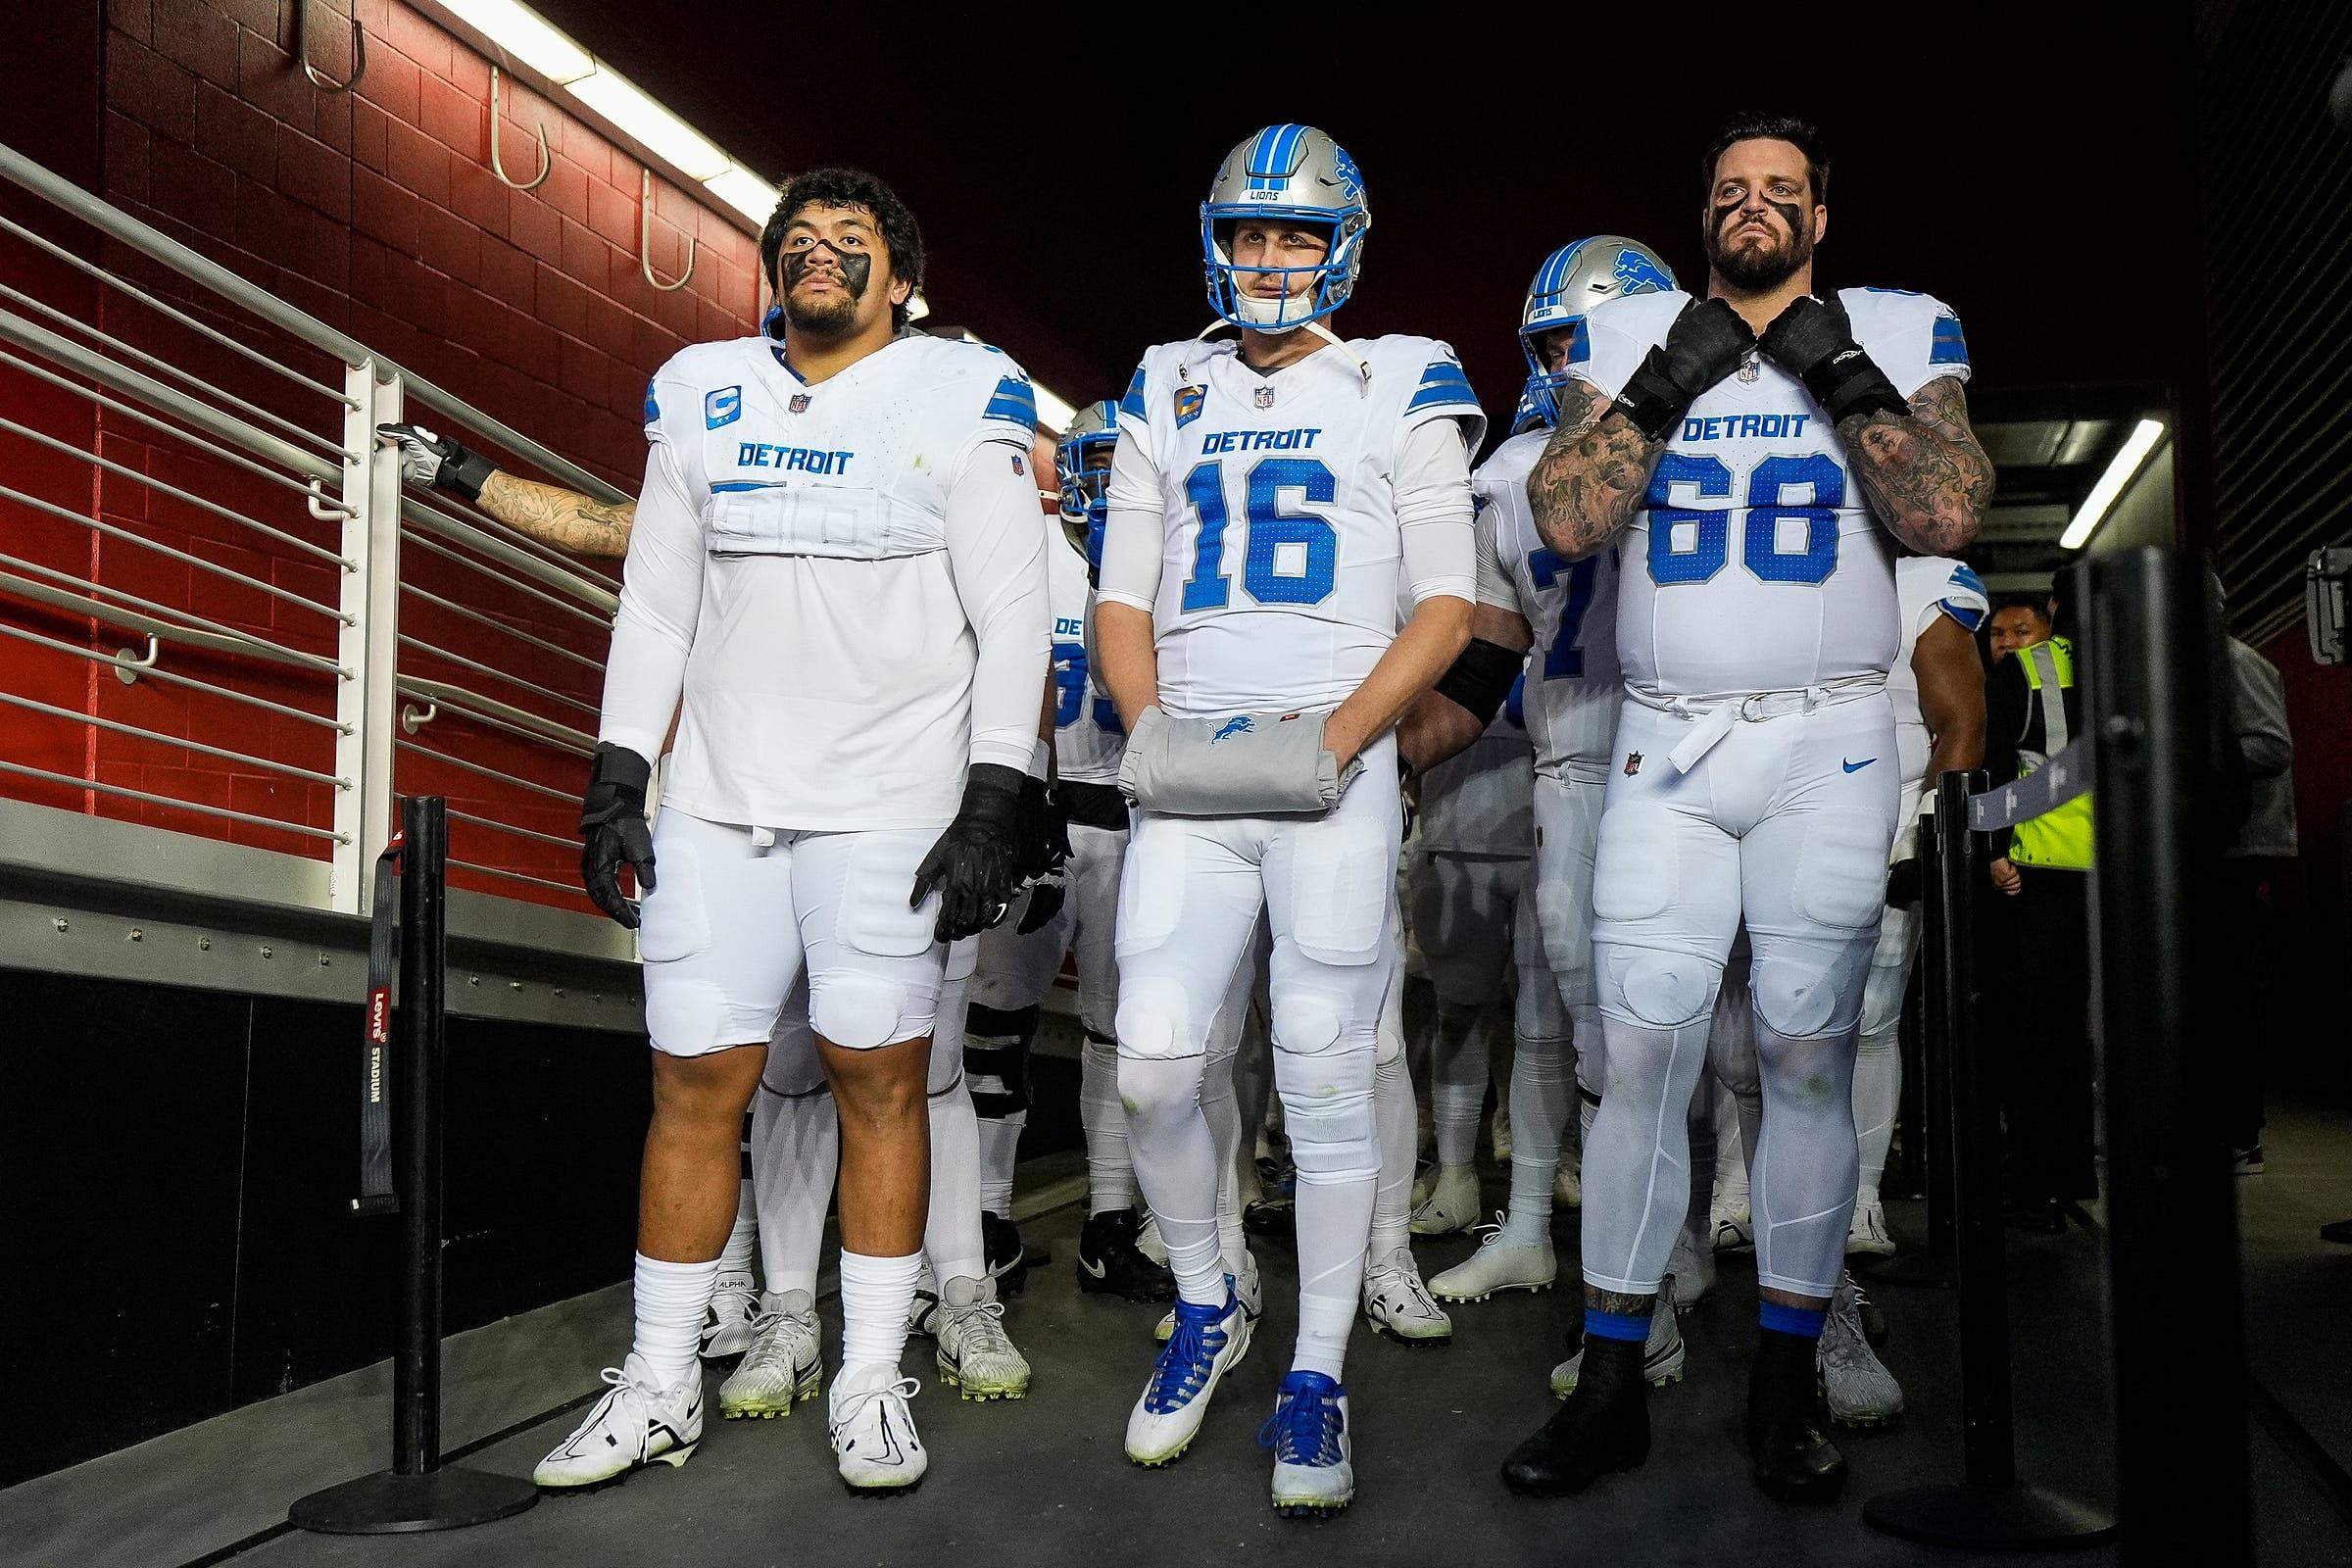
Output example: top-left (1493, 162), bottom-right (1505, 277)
top-left (1396, 416), bottom-right (1476, 605)
top-left (598, 438), bottom-right (703, 761)
top-left (1096, 429), bottom-right (1163, 613)
top-left (945, 448), bottom-right (1053, 774)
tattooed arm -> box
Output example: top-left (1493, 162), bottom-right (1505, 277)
top-left (1838, 376), bottom-right (1992, 557)
top-left (475, 472), bottom-right (637, 560)
top-left (1523, 377), bottom-right (1668, 562)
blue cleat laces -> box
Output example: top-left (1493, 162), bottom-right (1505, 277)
top-left (1258, 1370), bottom-right (1347, 1464)
top-left (1144, 1294), bottom-right (1233, 1415)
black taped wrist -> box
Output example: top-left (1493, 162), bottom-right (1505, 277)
top-left (957, 762), bottom-right (1026, 827)
top-left (1800, 350), bottom-right (1907, 428)
top-left (437, 441), bottom-right (497, 504)
top-left (1433, 637), bottom-right (1524, 726)
top-left (580, 742), bottom-right (651, 830)
top-left (1611, 351), bottom-right (1699, 443)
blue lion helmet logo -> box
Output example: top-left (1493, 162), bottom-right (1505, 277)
top-left (1331, 147), bottom-right (1365, 205)
top-left (1612, 248), bottom-right (1673, 296)
top-left (1212, 715), bottom-right (1254, 744)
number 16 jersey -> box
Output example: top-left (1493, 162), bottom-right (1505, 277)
top-left (1103, 334), bottom-right (1484, 718)
top-left (1568, 286), bottom-right (1970, 702)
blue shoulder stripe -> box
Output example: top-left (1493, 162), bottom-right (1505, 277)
top-left (1406, 383), bottom-right (1481, 414)
top-left (1937, 598), bottom-right (1986, 632)
top-left (643, 382), bottom-right (660, 422)
top-left (982, 373), bottom-right (1037, 429)
top-left (1417, 361), bottom-right (1474, 388)
top-left (1119, 360), bottom-right (1149, 420)
top-left (1947, 563), bottom-right (1985, 597)
top-left (1929, 317), bottom-right (1969, 367)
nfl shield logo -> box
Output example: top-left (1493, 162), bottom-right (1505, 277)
top-left (1253, 386), bottom-right (1276, 410)
top-left (789, 392), bottom-right (811, 413)
top-left (1736, 355), bottom-right (1761, 384)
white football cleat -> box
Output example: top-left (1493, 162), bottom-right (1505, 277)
top-left (1711, 1196), bottom-right (1754, 1252)
top-left (1820, 1274), bottom-right (1904, 1426)
top-left (1429, 1216), bottom-right (1556, 1302)
top-left (1408, 1163), bottom-right (1483, 1236)
top-left (1262, 1370), bottom-right (1353, 1517)
top-left (1126, 1288), bottom-right (1253, 1466)
top-left (699, 1272), bottom-right (760, 1361)
top-left (1155, 1256), bottom-right (1259, 1344)
top-left (718, 1290), bottom-right (823, 1419)
top-left (1554, 1157), bottom-right (1582, 1209)
top-left (1664, 1229), bottom-right (1715, 1311)
top-left (1846, 1197), bottom-right (1896, 1257)
top-left (1549, 1298), bottom-right (1686, 1398)
top-left (1360, 1246), bottom-right (1453, 1344)
top-left (923, 1276), bottom-right (1030, 1401)
top-left (828, 1362), bottom-right (926, 1493)
top-left (533, 1354), bottom-right (701, 1491)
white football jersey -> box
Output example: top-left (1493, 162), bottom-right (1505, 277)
top-left (1569, 286), bottom-right (1972, 701)
top-left (1050, 531), bottom-right (1126, 784)
top-left (1474, 427), bottom-right (1625, 780)
top-left (630, 331), bottom-right (1038, 829)
top-left (1890, 555), bottom-right (1989, 799)
top-left (1111, 333), bottom-right (1484, 716)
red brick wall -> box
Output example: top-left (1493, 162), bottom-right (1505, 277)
top-left (0, 0), bottom-right (761, 906)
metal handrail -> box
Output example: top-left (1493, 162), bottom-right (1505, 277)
top-left (0, 621), bottom-right (345, 729)
top-left (398, 633), bottom-right (600, 720)
top-left (1, 479), bottom-right (350, 622)
top-left (400, 499), bottom-right (617, 615)
top-left (397, 678), bottom-right (594, 755)
top-left (0, 560), bottom-right (345, 674)
top-left (398, 529), bottom-right (612, 629)
top-left (400, 582), bottom-right (605, 673)
top-left (0, 691), bottom-right (346, 787)
top-left (0, 760), bottom-right (346, 841)
top-left (0, 140), bottom-right (628, 507)
top-left (448, 808), bottom-right (576, 852)
top-left (395, 740), bottom-right (573, 804)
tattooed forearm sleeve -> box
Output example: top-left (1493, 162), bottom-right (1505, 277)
top-left (476, 472), bottom-right (638, 560)
top-left (1839, 376), bottom-right (1992, 557)
top-left (1523, 378), bottom-right (1668, 561)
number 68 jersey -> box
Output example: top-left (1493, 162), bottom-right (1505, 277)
top-left (1104, 334), bottom-right (1484, 718)
top-left (1568, 286), bottom-right (1970, 702)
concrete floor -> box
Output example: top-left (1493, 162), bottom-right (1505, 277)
top-left (14, 1113), bottom-right (2352, 1568)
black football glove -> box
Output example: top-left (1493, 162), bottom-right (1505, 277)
top-left (579, 743), bottom-right (656, 927)
top-left (1010, 774), bottom-right (1071, 934)
top-left (1755, 296), bottom-right (1909, 427)
top-left (911, 763), bottom-right (1026, 943)
top-left (376, 421), bottom-right (497, 503)
top-left (1885, 853), bottom-right (1923, 909)
top-left (1611, 297), bottom-right (1756, 441)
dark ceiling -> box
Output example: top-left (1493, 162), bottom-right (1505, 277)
top-left (534, 10), bottom-right (2193, 420)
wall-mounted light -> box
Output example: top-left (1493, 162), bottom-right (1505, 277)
top-left (2059, 418), bottom-right (2166, 551)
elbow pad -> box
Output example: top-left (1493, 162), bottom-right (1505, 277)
top-left (1433, 638), bottom-right (1523, 727)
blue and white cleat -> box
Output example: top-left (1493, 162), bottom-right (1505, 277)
top-left (1262, 1369), bottom-right (1353, 1516)
top-left (1125, 1288), bottom-right (1252, 1466)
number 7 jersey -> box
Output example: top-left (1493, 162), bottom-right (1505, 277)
top-left (1568, 285), bottom-right (1970, 701)
top-left (1108, 334), bottom-right (1484, 717)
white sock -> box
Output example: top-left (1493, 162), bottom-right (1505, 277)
top-left (976, 1108), bottom-right (1024, 1216)
top-left (1279, 1043), bottom-right (1377, 1383)
top-left (1125, 1053), bottom-right (1227, 1306)
top-left (1080, 1034), bottom-right (1135, 1214)
top-left (1368, 1050), bottom-right (1415, 1259)
top-left (1853, 1021), bottom-right (1901, 1206)
top-left (1502, 1028), bottom-right (1573, 1245)
top-left (1430, 1000), bottom-right (1487, 1168)
top-left (925, 1068), bottom-right (987, 1286)
top-left (631, 1252), bottom-right (718, 1391)
top-left (752, 1082), bottom-right (836, 1300)
top-left (837, 1250), bottom-right (923, 1377)
top-left (1714, 1079), bottom-right (1751, 1211)
top-left (717, 1178), bottom-right (758, 1283)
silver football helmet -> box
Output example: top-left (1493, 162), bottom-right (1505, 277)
top-left (1518, 236), bottom-right (1677, 426)
top-left (1200, 123), bottom-right (1370, 333)
top-left (1055, 399), bottom-right (1118, 564)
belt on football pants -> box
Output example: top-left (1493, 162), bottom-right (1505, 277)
top-left (1626, 675), bottom-right (1886, 774)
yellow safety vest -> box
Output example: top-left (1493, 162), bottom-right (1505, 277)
top-left (2011, 637), bottom-right (2094, 870)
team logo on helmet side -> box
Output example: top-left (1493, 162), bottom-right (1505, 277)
top-left (1611, 247), bottom-right (1674, 295)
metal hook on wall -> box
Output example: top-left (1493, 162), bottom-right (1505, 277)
top-left (294, 1), bottom-right (366, 93)
top-left (638, 168), bottom-right (698, 293)
top-left (114, 636), bottom-right (160, 686)
top-left (487, 67), bottom-right (551, 192)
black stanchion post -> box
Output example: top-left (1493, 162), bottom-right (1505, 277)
top-left (290, 798), bottom-right (539, 1535)
top-left (1870, 799), bottom-right (1958, 1290)
top-left (2085, 550), bottom-right (2251, 1566)
top-left (1864, 773), bottom-right (2115, 1548)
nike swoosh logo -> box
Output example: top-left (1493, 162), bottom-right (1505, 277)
top-left (1842, 758), bottom-right (1877, 773)
top-left (1081, 1255), bottom-right (1108, 1279)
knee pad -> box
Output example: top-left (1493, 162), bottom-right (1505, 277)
top-left (1596, 944), bottom-right (1720, 1029)
top-left (1750, 939), bottom-right (1872, 1040)
top-left (963, 1002), bottom-right (1036, 1118)
top-left (1115, 975), bottom-right (1200, 1060)
top-left (1269, 991), bottom-right (1344, 1057)
top-left (646, 977), bottom-right (729, 1057)
top-left (808, 973), bottom-right (910, 1051)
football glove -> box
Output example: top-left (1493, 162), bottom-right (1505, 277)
top-left (579, 743), bottom-right (655, 927)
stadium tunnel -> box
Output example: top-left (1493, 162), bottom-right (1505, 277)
top-left (3, 3), bottom-right (2351, 1564)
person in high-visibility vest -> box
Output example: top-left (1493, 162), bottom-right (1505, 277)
top-left (1983, 593), bottom-right (2093, 1234)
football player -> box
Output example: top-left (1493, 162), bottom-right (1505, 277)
top-left (1094, 123), bottom-right (1479, 1515)
top-left (1498, 116), bottom-right (1989, 1505)
top-left (1401, 239), bottom-right (1679, 1314)
top-left (536, 170), bottom-right (1050, 1495)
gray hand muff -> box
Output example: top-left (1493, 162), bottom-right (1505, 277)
top-left (1116, 707), bottom-right (1361, 816)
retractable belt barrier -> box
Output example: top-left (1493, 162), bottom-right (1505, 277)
top-left (355, 834), bottom-right (404, 1216)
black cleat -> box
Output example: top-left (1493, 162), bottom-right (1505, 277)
top-left (1077, 1208), bottom-right (1177, 1300)
top-left (1500, 1334), bottom-right (1650, 1496)
top-left (983, 1211), bottom-right (1038, 1297)
top-left (1747, 1328), bottom-right (1847, 1503)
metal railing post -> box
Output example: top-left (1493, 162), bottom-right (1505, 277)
top-left (332, 363), bottom-right (403, 913)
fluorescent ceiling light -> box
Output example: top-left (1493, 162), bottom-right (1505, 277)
top-left (439, 0), bottom-right (593, 80)
top-left (702, 166), bottom-right (778, 227)
top-left (2059, 418), bottom-right (2166, 550)
top-left (1032, 383), bottom-right (1076, 433)
top-left (566, 72), bottom-right (727, 180)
